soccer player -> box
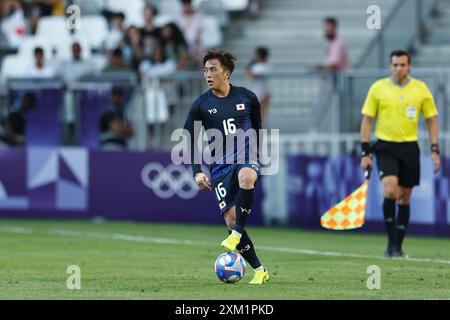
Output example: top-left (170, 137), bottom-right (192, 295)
top-left (360, 50), bottom-right (441, 257)
top-left (183, 49), bottom-right (269, 284)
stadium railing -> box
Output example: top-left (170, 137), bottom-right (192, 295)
top-left (0, 69), bottom-right (449, 153)
top-left (339, 68), bottom-right (450, 134)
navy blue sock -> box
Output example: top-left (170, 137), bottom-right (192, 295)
top-left (233, 188), bottom-right (254, 234)
top-left (228, 230), bottom-right (261, 269)
top-left (396, 204), bottom-right (410, 251)
top-left (383, 198), bottom-right (397, 249)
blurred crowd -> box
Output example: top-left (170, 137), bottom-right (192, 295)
top-left (0, 0), bottom-right (214, 82)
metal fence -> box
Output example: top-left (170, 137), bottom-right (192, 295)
top-left (137, 70), bottom-right (335, 151)
top-left (0, 68), bottom-right (449, 154)
top-left (339, 68), bottom-right (450, 135)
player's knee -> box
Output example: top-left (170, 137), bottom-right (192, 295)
top-left (225, 217), bottom-right (235, 230)
top-left (384, 188), bottom-right (397, 199)
top-left (383, 182), bottom-right (398, 199)
top-left (397, 193), bottom-right (411, 205)
top-left (238, 169), bottom-right (257, 189)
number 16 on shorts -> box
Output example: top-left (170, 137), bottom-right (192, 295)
top-left (215, 182), bottom-right (227, 210)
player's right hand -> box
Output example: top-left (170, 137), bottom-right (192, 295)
top-left (360, 156), bottom-right (372, 172)
top-left (195, 173), bottom-right (212, 192)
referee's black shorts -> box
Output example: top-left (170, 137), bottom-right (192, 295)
top-left (371, 140), bottom-right (420, 188)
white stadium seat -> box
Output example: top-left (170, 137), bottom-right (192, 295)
top-left (35, 16), bottom-right (70, 43)
top-left (75, 16), bottom-right (109, 50)
top-left (221, 0), bottom-right (248, 11)
top-left (153, 15), bottom-right (175, 28)
top-left (159, 0), bottom-right (182, 16)
top-left (0, 54), bottom-right (28, 80)
top-left (198, 0), bottom-right (229, 27)
top-left (200, 16), bottom-right (222, 49)
top-left (106, 0), bottom-right (145, 27)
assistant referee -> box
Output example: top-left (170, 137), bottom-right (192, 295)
top-left (360, 50), bottom-right (441, 258)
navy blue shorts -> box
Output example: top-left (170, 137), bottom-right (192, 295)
top-left (211, 163), bottom-right (261, 215)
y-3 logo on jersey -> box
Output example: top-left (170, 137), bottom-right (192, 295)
top-left (241, 207), bottom-right (251, 215)
top-left (208, 108), bottom-right (217, 114)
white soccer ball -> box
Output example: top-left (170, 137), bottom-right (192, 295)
top-left (214, 252), bottom-right (246, 284)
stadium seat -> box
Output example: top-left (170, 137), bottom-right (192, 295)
top-left (221, 0), bottom-right (248, 11)
top-left (72, 0), bottom-right (104, 15)
top-left (0, 54), bottom-right (27, 80)
top-left (200, 16), bottom-right (222, 49)
top-left (153, 15), bottom-right (175, 28)
top-left (18, 36), bottom-right (53, 61)
top-left (106, 0), bottom-right (145, 27)
top-left (35, 16), bottom-right (70, 42)
top-left (159, 0), bottom-right (182, 16)
top-left (75, 16), bottom-right (109, 50)
top-left (197, 0), bottom-right (229, 27)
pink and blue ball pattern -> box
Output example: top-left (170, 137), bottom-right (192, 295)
top-left (214, 252), bottom-right (246, 284)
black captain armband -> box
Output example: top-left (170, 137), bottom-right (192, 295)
top-left (361, 142), bottom-right (371, 158)
top-left (431, 144), bottom-right (440, 155)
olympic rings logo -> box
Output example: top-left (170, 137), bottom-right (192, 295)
top-left (141, 163), bottom-right (199, 199)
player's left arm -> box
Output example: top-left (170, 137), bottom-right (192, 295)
top-left (425, 116), bottom-right (441, 173)
top-left (422, 86), bottom-right (441, 173)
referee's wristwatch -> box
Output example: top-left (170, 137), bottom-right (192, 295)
top-left (361, 142), bottom-right (371, 157)
top-left (431, 144), bottom-right (440, 155)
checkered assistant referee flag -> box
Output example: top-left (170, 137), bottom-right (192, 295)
top-left (320, 171), bottom-right (371, 230)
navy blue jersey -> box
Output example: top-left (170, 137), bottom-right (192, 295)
top-left (183, 84), bottom-right (262, 180)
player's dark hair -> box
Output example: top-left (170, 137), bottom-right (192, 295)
top-left (324, 16), bottom-right (338, 27)
top-left (203, 49), bottom-right (236, 74)
top-left (34, 47), bottom-right (44, 55)
top-left (390, 50), bottom-right (411, 64)
top-left (256, 47), bottom-right (269, 60)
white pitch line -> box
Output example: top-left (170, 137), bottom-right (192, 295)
top-left (1, 226), bottom-right (450, 265)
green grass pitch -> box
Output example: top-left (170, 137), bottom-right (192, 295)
top-left (1, 219), bottom-right (450, 299)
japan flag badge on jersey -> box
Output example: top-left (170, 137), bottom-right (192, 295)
top-left (236, 103), bottom-right (245, 111)
top-left (219, 201), bottom-right (226, 209)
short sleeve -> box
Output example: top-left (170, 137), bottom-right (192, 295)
top-left (361, 84), bottom-right (378, 117)
top-left (421, 85), bottom-right (438, 119)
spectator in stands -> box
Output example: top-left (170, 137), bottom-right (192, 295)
top-left (27, 46), bottom-right (56, 78)
top-left (161, 22), bottom-right (189, 71)
top-left (0, 91), bottom-right (37, 148)
top-left (0, 0), bottom-right (26, 48)
top-left (140, 4), bottom-right (162, 42)
top-left (100, 86), bottom-right (134, 150)
top-left (105, 12), bottom-right (126, 51)
top-left (58, 42), bottom-right (96, 81)
top-left (120, 25), bottom-right (144, 71)
top-left (175, 0), bottom-right (204, 69)
top-left (310, 17), bottom-right (350, 73)
top-left (139, 43), bottom-right (176, 77)
top-left (25, 0), bottom-right (64, 34)
top-left (245, 46), bottom-right (271, 124)
top-left (103, 47), bottom-right (133, 73)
